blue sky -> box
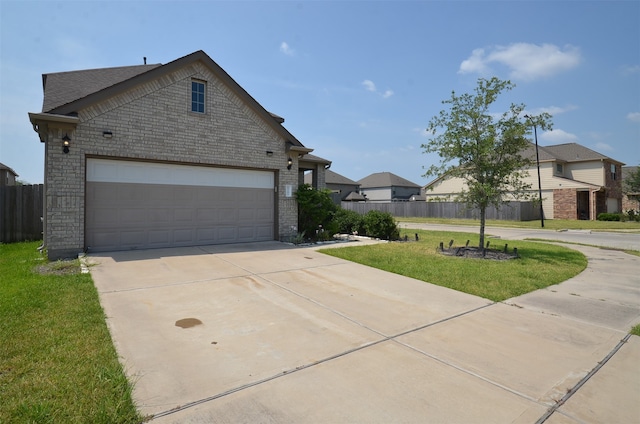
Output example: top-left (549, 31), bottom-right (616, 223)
top-left (1, 0), bottom-right (638, 185)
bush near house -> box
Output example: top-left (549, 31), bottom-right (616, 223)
top-left (297, 185), bottom-right (400, 241)
top-left (597, 213), bottom-right (621, 221)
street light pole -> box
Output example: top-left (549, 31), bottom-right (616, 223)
top-left (525, 115), bottom-right (545, 228)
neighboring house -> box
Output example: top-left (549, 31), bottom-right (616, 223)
top-left (305, 169), bottom-right (360, 203)
top-left (358, 172), bottom-right (421, 202)
top-left (28, 50), bottom-right (328, 259)
top-left (422, 142), bottom-right (624, 220)
top-left (622, 166), bottom-right (640, 211)
top-left (0, 163), bottom-right (18, 186)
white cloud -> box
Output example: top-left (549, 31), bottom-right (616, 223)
top-left (626, 112), bottom-right (640, 122)
top-left (595, 142), bottom-right (613, 152)
top-left (622, 65), bottom-right (640, 75)
top-left (280, 41), bottom-right (294, 56)
top-left (540, 128), bottom-right (579, 144)
top-left (362, 79), bottom-right (376, 92)
top-left (362, 80), bottom-right (394, 99)
top-left (525, 105), bottom-right (578, 117)
top-left (459, 43), bottom-right (581, 81)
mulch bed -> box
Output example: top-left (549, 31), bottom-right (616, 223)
top-left (439, 246), bottom-right (519, 260)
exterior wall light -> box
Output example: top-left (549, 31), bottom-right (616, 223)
top-left (62, 134), bottom-right (71, 154)
top-left (287, 157), bottom-right (293, 170)
top-left (266, 150), bottom-right (273, 157)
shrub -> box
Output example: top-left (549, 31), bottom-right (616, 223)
top-left (626, 209), bottom-right (640, 222)
top-left (333, 208), bottom-right (365, 235)
top-left (596, 212), bottom-right (621, 221)
top-left (362, 210), bottom-right (400, 240)
top-left (295, 184), bottom-right (338, 241)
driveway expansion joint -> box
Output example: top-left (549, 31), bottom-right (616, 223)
top-left (149, 302), bottom-right (496, 421)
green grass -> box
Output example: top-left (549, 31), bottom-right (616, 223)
top-left (631, 324), bottom-right (640, 337)
top-left (320, 230), bottom-right (588, 302)
top-left (395, 216), bottom-right (640, 232)
top-left (0, 241), bottom-right (141, 424)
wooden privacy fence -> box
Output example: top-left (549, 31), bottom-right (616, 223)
top-left (341, 200), bottom-right (540, 221)
top-left (0, 184), bottom-right (44, 243)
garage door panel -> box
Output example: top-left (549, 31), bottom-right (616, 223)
top-left (118, 185), bottom-right (147, 202)
top-left (196, 228), bottom-right (217, 243)
top-left (255, 225), bottom-right (273, 239)
top-left (218, 227), bottom-right (237, 242)
top-left (86, 161), bottom-right (275, 252)
top-left (149, 209), bottom-right (173, 224)
top-left (120, 230), bottom-right (146, 246)
top-left (148, 230), bottom-right (171, 246)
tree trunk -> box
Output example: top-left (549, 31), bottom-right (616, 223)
top-left (479, 207), bottom-right (486, 251)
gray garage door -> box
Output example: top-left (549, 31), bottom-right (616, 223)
top-left (85, 159), bottom-right (274, 252)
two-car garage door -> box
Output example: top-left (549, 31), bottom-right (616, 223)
top-left (86, 159), bottom-right (274, 252)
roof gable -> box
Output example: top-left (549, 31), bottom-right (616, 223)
top-left (41, 50), bottom-right (306, 148)
top-left (358, 172), bottom-right (420, 188)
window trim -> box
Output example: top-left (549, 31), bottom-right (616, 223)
top-left (556, 163), bottom-right (563, 174)
top-left (191, 80), bottom-right (206, 114)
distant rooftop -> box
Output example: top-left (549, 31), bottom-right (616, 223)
top-left (358, 171), bottom-right (420, 188)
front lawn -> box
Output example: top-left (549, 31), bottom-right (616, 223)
top-left (320, 230), bottom-right (587, 302)
top-left (0, 241), bottom-right (141, 424)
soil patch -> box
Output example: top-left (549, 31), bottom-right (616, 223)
top-left (34, 259), bottom-right (82, 275)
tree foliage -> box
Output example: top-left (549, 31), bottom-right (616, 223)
top-left (623, 166), bottom-right (640, 194)
top-left (295, 184), bottom-right (338, 241)
top-left (422, 77), bottom-right (552, 249)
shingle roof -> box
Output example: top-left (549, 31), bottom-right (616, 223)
top-left (542, 143), bottom-right (615, 163)
top-left (358, 172), bottom-right (420, 188)
top-left (299, 153), bottom-right (331, 165)
top-left (0, 162), bottom-right (18, 177)
top-left (37, 50), bottom-right (308, 150)
top-left (325, 169), bottom-right (358, 185)
top-left (521, 142), bottom-right (623, 165)
top-left (344, 191), bottom-right (366, 201)
top-left (42, 64), bottom-right (161, 112)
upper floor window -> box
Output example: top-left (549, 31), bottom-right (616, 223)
top-left (556, 163), bottom-right (563, 174)
top-left (611, 163), bottom-right (617, 180)
top-left (191, 80), bottom-right (205, 113)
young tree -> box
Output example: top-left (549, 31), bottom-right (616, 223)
top-left (623, 166), bottom-right (640, 210)
top-left (423, 77), bottom-right (552, 250)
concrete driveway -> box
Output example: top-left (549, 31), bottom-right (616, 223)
top-left (89, 239), bottom-right (640, 423)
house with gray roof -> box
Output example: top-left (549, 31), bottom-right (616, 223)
top-left (305, 169), bottom-right (360, 203)
top-left (423, 142), bottom-right (624, 220)
top-left (0, 162), bottom-right (18, 186)
top-left (358, 172), bottom-right (421, 202)
top-left (28, 50), bottom-right (328, 259)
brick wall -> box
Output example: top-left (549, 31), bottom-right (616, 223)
top-left (43, 61), bottom-right (308, 258)
top-left (553, 188), bottom-right (577, 219)
top-left (622, 195), bottom-right (640, 211)
top-left (604, 162), bottom-right (623, 211)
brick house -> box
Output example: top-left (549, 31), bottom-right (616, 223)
top-left (422, 142), bottom-right (624, 220)
top-left (28, 50), bottom-right (328, 259)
